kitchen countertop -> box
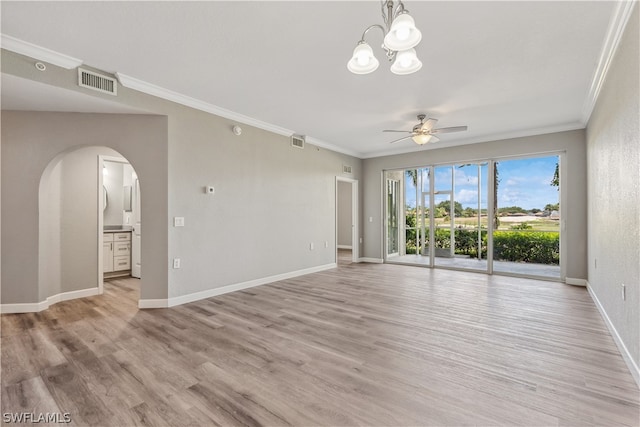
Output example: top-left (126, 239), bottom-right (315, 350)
top-left (104, 226), bottom-right (133, 233)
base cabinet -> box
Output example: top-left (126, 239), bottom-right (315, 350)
top-left (103, 241), bottom-right (114, 272)
top-left (104, 232), bottom-right (131, 278)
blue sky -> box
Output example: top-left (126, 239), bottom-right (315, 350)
top-left (404, 155), bottom-right (559, 210)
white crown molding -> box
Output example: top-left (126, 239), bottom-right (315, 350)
top-left (1, 33), bottom-right (83, 69)
top-left (581, 1), bottom-right (637, 124)
top-left (360, 121), bottom-right (585, 159)
top-left (115, 72), bottom-right (363, 158)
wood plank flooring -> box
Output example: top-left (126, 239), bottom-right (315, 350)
top-left (2, 253), bottom-right (639, 426)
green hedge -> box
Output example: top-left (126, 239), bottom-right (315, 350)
top-left (493, 231), bottom-right (559, 265)
top-left (403, 229), bottom-right (559, 265)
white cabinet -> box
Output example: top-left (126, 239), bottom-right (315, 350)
top-left (104, 231), bottom-right (131, 277)
top-left (103, 239), bottom-right (114, 273)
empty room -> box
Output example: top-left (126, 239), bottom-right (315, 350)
top-left (1, 1), bottom-right (638, 426)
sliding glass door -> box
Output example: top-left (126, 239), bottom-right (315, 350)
top-left (384, 154), bottom-right (560, 279)
top-left (491, 156), bottom-right (560, 279)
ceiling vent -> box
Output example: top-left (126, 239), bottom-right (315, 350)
top-left (78, 68), bottom-right (117, 95)
top-left (291, 135), bottom-right (305, 149)
top-left (343, 165), bottom-right (353, 174)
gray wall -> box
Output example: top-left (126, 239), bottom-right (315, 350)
top-left (1, 111), bottom-right (169, 303)
top-left (337, 181), bottom-right (352, 247)
top-left (2, 49), bottom-right (363, 305)
top-left (38, 159), bottom-right (62, 301)
top-left (362, 129), bottom-right (587, 279)
top-left (60, 148), bottom-right (121, 293)
top-left (586, 7), bottom-right (639, 369)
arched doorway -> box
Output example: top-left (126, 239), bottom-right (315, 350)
top-left (39, 146), bottom-right (142, 307)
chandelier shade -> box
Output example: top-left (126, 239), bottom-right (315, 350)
top-left (383, 13), bottom-right (422, 51)
top-left (347, 42), bottom-right (380, 74)
top-left (390, 48), bottom-right (422, 75)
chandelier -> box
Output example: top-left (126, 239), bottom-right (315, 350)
top-left (347, 0), bottom-right (422, 75)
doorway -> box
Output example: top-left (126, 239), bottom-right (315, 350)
top-left (336, 177), bottom-right (358, 264)
top-left (38, 146), bottom-right (142, 306)
top-left (99, 156), bottom-right (142, 291)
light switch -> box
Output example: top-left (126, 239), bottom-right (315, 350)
top-left (174, 217), bottom-right (185, 227)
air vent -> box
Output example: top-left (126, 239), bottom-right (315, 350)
top-left (343, 165), bottom-right (353, 174)
top-left (78, 68), bottom-right (117, 95)
top-left (291, 135), bottom-right (305, 149)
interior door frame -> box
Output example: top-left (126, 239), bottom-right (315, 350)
top-left (335, 176), bottom-right (359, 263)
top-left (98, 155), bottom-right (130, 293)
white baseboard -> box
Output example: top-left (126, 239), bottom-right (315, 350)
top-left (337, 245), bottom-right (353, 250)
top-left (587, 282), bottom-right (640, 388)
top-left (139, 263), bottom-right (337, 309)
top-left (0, 287), bottom-right (101, 314)
top-left (138, 299), bottom-right (169, 309)
top-left (565, 277), bottom-right (588, 286)
top-left (358, 257), bottom-right (384, 264)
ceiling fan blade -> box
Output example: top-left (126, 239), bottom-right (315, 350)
top-left (388, 135), bottom-right (413, 144)
top-left (421, 118), bottom-right (438, 132)
top-left (431, 126), bottom-right (468, 134)
top-left (429, 135), bottom-right (440, 143)
top-left (382, 130), bottom-right (412, 133)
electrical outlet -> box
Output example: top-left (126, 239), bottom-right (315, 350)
top-left (173, 258), bottom-right (181, 269)
top-left (622, 284), bottom-right (626, 301)
top-left (174, 217), bottom-right (185, 227)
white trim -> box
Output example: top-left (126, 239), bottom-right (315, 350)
top-left (581, 0), bottom-right (637, 123)
top-left (98, 155), bottom-right (129, 295)
top-left (138, 299), bottom-right (169, 309)
top-left (1, 34), bottom-right (83, 69)
top-left (115, 73), bottom-right (361, 158)
top-left (565, 277), bottom-right (587, 287)
top-left (0, 287), bottom-right (100, 314)
top-left (336, 176), bottom-right (359, 263)
top-left (587, 282), bottom-right (640, 388)
top-left (139, 263), bottom-right (336, 309)
top-left (361, 122), bottom-right (585, 159)
top-left (359, 257), bottom-right (384, 264)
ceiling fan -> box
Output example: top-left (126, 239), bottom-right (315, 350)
top-left (383, 114), bottom-right (468, 145)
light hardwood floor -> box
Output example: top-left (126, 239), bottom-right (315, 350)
top-left (2, 256), bottom-right (639, 426)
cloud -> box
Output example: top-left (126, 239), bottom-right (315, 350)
top-left (454, 168), bottom-right (479, 187)
top-left (456, 189), bottom-right (478, 204)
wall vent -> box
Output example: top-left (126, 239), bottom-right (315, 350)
top-left (343, 165), bottom-right (353, 174)
top-left (291, 135), bottom-right (305, 149)
top-left (78, 68), bottom-right (117, 95)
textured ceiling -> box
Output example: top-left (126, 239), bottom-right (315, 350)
top-left (0, 1), bottom-right (616, 158)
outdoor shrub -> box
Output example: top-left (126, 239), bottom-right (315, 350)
top-left (493, 231), bottom-right (559, 264)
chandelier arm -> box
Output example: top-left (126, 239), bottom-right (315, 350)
top-left (393, 1), bottom-right (407, 19)
top-left (381, 0), bottom-right (389, 28)
top-left (359, 24), bottom-right (387, 42)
